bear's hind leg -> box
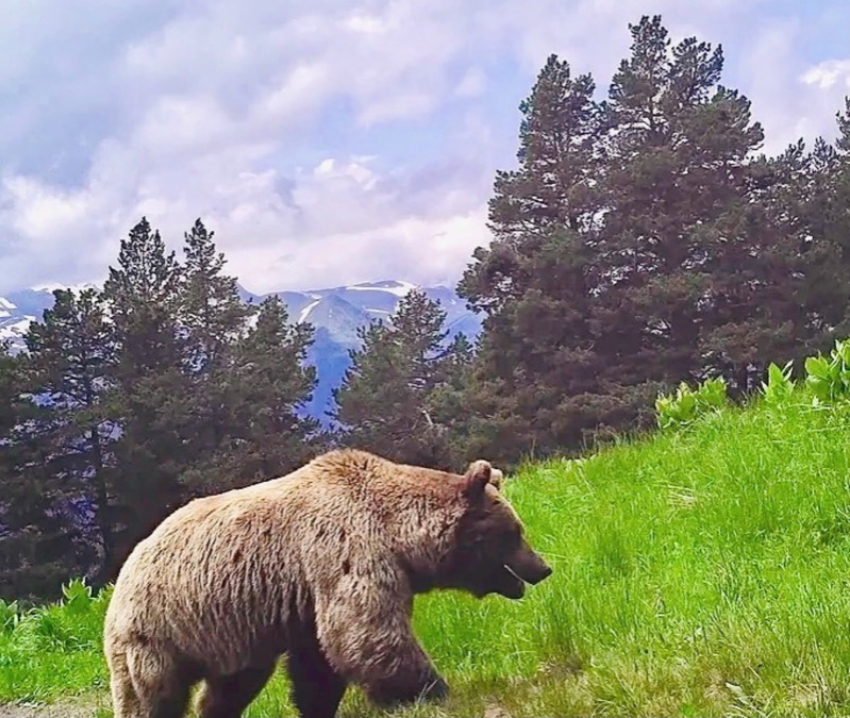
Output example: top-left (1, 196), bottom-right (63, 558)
top-left (124, 643), bottom-right (193, 718)
top-left (287, 629), bottom-right (347, 718)
top-left (194, 663), bottom-right (276, 718)
top-left (107, 649), bottom-right (144, 718)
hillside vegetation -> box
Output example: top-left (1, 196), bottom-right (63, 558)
top-left (5, 351), bottom-right (850, 717)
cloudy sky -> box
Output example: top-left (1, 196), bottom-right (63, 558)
top-left (1, 0), bottom-right (848, 295)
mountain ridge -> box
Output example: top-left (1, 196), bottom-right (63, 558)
top-left (0, 279), bottom-right (483, 425)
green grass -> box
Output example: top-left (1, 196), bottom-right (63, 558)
top-left (6, 389), bottom-right (850, 716)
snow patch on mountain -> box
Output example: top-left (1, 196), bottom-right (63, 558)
top-left (344, 280), bottom-right (416, 297)
top-left (31, 282), bottom-right (100, 294)
top-left (0, 296), bottom-right (36, 346)
top-left (298, 299), bottom-right (322, 323)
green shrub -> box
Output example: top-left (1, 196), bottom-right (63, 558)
top-left (655, 377), bottom-right (728, 430)
top-left (760, 360), bottom-right (796, 406)
top-left (805, 338), bottom-right (850, 405)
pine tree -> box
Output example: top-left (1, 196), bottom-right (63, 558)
top-left (426, 332), bottom-right (476, 464)
top-left (177, 218), bottom-right (256, 467)
top-left (455, 15), bottom-right (845, 466)
top-left (182, 295), bottom-right (323, 492)
top-left (0, 346), bottom-right (42, 598)
top-left (594, 16), bottom-right (750, 388)
top-left (457, 53), bottom-right (610, 462)
top-left (180, 218), bottom-right (255, 375)
top-left (101, 217), bottom-right (189, 579)
top-left (812, 98), bottom-right (850, 337)
top-left (23, 288), bottom-right (117, 586)
top-left (333, 291), bottom-right (469, 469)
top-left (596, 15), bottom-right (839, 392)
top-left (104, 217), bottom-right (183, 374)
top-left (751, 134), bottom-right (849, 364)
top-left (460, 53), bottom-right (602, 314)
top-left (0, 344), bottom-right (82, 600)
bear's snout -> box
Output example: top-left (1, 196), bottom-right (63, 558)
top-left (527, 561), bottom-right (553, 585)
top-left (506, 544), bottom-right (553, 586)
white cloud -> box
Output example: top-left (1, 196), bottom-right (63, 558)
top-left (802, 60), bottom-right (850, 91)
top-left (0, 0), bottom-right (499, 293)
top-left (0, 138), bottom-right (491, 293)
top-left (0, 0), bottom-right (848, 294)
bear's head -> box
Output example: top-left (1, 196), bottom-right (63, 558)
top-left (440, 460), bottom-right (552, 600)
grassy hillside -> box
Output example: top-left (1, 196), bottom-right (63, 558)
top-left (5, 378), bottom-right (850, 716)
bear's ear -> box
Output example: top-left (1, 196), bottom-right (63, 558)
top-left (461, 460), bottom-right (492, 500)
top-left (489, 467), bottom-right (504, 490)
top-left (465, 460), bottom-right (505, 490)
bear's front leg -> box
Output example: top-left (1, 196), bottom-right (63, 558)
top-left (362, 662), bottom-right (449, 709)
top-left (314, 576), bottom-right (450, 712)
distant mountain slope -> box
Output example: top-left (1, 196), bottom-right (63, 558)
top-left (256, 280), bottom-right (481, 424)
top-left (0, 279), bottom-right (482, 426)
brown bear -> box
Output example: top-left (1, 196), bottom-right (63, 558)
top-left (103, 448), bottom-right (552, 718)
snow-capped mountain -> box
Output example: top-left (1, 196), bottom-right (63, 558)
top-left (0, 279), bottom-right (482, 424)
top-left (0, 296), bottom-right (34, 347)
top-left (237, 280), bottom-right (481, 423)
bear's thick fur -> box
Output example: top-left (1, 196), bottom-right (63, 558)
top-left (103, 448), bottom-right (551, 718)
